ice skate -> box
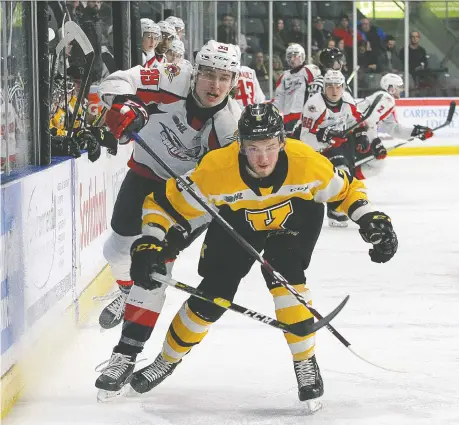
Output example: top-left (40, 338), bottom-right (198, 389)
top-left (130, 353), bottom-right (181, 394)
top-left (98, 289), bottom-right (129, 329)
top-left (294, 355), bottom-right (324, 414)
top-left (327, 208), bottom-right (349, 228)
top-left (95, 352), bottom-right (137, 402)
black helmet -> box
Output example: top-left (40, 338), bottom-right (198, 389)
top-left (238, 103), bottom-right (285, 143)
top-left (319, 48), bottom-right (344, 70)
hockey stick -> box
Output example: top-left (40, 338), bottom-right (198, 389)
top-left (56, 21), bottom-right (95, 137)
top-left (132, 131), bottom-right (405, 373)
top-left (346, 65), bottom-right (360, 86)
top-left (355, 101), bottom-right (456, 167)
top-left (151, 273), bottom-right (348, 338)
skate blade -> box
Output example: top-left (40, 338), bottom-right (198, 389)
top-left (96, 386), bottom-right (129, 402)
top-left (124, 385), bottom-right (143, 398)
top-left (328, 219), bottom-right (348, 228)
top-left (305, 399), bottom-right (323, 415)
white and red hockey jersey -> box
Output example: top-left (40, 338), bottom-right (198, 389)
top-left (143, 52), bottom-right (166, 68)
top-left (234, 65), bottom-right (265, 108)
top-left (357, 90), bottom-right (412, 141)
top-left (98, 61), bottom-right (241, 181)
top-left (300, 92), bottom-right (362, 151)
top-left (272, 65), bottom-right (315, 132)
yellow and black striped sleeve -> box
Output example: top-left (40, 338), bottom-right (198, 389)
top-left (308, 151), bottom-right (374, 221)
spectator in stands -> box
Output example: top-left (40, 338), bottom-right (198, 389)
top-left (332, 14), bottom-right (363, 56)
top-left (378, 35), bottom-right (403, 74)
top-left (273, 19), bottom-right (288, 58)
top-left (336, 38), bottom-right (349, 74)
top-left (357, 40), bottom-right (378, 73)
top-left (311, 17), bottom-right (331, 54)
top-left (251, 51), bottom-right (269, 82)
top-left (217, 13), bottom-right (237, 45)
top-left (358, 18), bottom-right (385, 54)
top-left (399, 31), bottom-right (428, 75)
top-left (272, 54), bottom-right (284, 84)
top-left (286, 19), bottom-right (307, 48)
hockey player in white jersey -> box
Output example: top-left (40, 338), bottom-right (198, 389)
top-left (141, 19), bottom-right (161, 66)
top-left (234, 65), bottom-right (265, 107)
top-left (144, 20), bottom-right (177, 69)
top-left (165, 16), bottom-right (185, 41)
top-left (300, 70), bottom-right (370, 227)
top-left (165, 39), bottom-right (189, 68)
top-left (272, 44), bottom-right (316, 135)
top-left (95, 40), bottom-right (240, 334)
top-left (354, 73), bottom-right (433, 180)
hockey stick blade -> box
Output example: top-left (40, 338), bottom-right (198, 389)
top-left (56, 21), bottom-right (94, 56)
top-left (151, 273), bottom-right (349, 338)
top-left (432, 100), bottom-right (456, 131)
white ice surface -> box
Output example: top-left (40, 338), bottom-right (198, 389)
top-left (5, 156), bottom-right (459, 425)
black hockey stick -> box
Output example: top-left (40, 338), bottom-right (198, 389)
top-left (132, 131), bottom-right (405, 373)
top-left (355, 101), bottom-right (457, 167)
top-left (151, 273), bottom-right (348, 338)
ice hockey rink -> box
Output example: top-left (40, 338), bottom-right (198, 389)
top-left (4, 155), bottom-right (459, 425)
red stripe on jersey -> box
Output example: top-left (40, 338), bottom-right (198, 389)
top-left (304, 67), bottom-right (314, 83)
top-left (128, 154), bottom-right (165, 181)
top-left (379, 105), bottom-right (395, 122)
top-left (275, 74), bottom-right (284, 88)
top-left (190, 116), bottom-right (204, 130)
top-left (310, 109), bottom-right (327, 134)
top-left (348, 102), bottom-right (362, 121)
top-left (124, 303), bottom-right (160, 327)
top-left (284, 112), bottom-right (302, 123)
top-left (116, 280), bottom-right (134, 288)
top-left (136, 89), bottom-right (184, 105)
top-left (208, 126), bottom-right (220, 150)
top-left (144, 54), bottom-right (164, 68)
top-left (354, 166), bottom-right (366, 180)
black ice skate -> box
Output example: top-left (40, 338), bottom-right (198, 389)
top-left (95, 351), bottom-right (137, 402)
top-left (294, 355), bottom-right (324, 414)
top-left (98, 289), bottom-right (129, 329)
top-left (130, 353), bottom-right (181, 394)
top-left (327, 208), bottom-right (349, 228)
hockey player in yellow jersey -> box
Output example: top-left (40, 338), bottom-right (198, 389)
top-left (95, 103), bottom-right (398, 405)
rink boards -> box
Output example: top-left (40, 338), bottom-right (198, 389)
top-left (1, 97), bottom-right (458, 418)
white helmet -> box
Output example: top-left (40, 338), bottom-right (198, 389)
top-left (380, 73), bottom-right (404, 92)
top-left (141, 18), bottom-right (160, 37)
top-left (169, 39), bottom-right (185, 56)
top-left (158, 20), bottom-right (177, 39)
top-left (285, 43), bottom-right (305, 67)
top-left (323, 69), bottom-right (345, 86)
top-left (305, 64), bottom-right (321, 79)
top-left (194, 40), bottom-right (241, 88)
top-left (166, 16), bottom-right (185, 32)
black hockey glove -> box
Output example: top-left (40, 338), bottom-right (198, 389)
top-left (411, 125), bottom-right (433, 140)
top-left (51, 135), bottom-right (81, 158)
top-left (92, 126), bottom-right (118, 156)
top-left (370, 137), bottom-right (387, 160)
top-left (76, 128), bottom-right (101, 162)
top-left (316, 127), bottom-right (346, 150)
top-left (357, 212), bottom-right (398, 264)
top-left (105, 95), bottom-right (148, 144)
top-left (130, 236), bottom-right (167, 290)
top-left (354, 126), bottom-right (371, 154)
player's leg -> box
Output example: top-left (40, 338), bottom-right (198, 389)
top-left (262, 201), bottom-right (325, 403)
top-left (129, 221), bottom-right (265, 394)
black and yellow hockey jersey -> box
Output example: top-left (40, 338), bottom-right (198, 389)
top-left (142, 138), bottom-right (374, 237)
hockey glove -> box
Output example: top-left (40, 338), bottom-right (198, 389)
top-left (316, 127), bottom-right (347, 150)
top-left (370, 137), bottom-right (387, 160)
top-left (354, 126), bottom-right (371, 154)
top-left (51, 135), bottom-right (81, 158)
top-left (88, 126), bottom-right (118, 156)
top-left (76, 129), bottom-right (101, 162)
top-left (411, 125), bottom-right (433, 141)
top-left (357, 212), bottom-right (398, 263)
top-left (130, 236), bottom-right (167, 290)
top-left (105, 95), bottom-right (149, 144)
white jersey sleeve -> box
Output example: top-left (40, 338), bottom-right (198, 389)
top-left (299, 93), bottom-right (327, 150)
top-left (272, 73), bottom-right (286, 114)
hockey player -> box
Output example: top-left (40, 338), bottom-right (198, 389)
top-left (94, 104), bottom-right (398, 407)
top-left (234, 65), bottom-right (265, 107)
top-left (165, 39), bottom-right (187, 65)
top-left (165, 16), bottom-right (185, 41)
top-left (300, 70), bottom-right (370, 227)
top-left (272, 44), bottom-right (316, 135)
top-left (96, 40), bottom-right (241, 333)
top-left (144, 21), bottom-right (177, 69)
top-left (354, 73), bottom-right (433, 180)
top-left (141, 19), bottom-right (161, 66)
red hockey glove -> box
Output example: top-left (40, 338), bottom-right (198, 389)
top-left (354, 126), bottom-right (371, 154)
top-left (316, 127), bottom-right (347, 150)
top-left (105, 95), bottom-right (149, 144)
top-left (411, 125), bottom-right (433, 141)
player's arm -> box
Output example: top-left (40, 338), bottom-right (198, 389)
top-left (272, 74), bottom-right (285, 113)
top-left (310, 154), bottom-right (398, 264)
top-left (130, 160), bottom-right (212, 289)
top-left (252, 72), bottom-right (266, 103)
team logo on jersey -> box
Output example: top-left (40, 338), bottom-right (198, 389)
top-left (159, 122), bottom-right (201, 161)
top-left (164, 64), bottom-right (181, 83)
top-left (172, 115), bottom-right (187, 134)
top-left (245, 200), bottom-right (293, 231)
